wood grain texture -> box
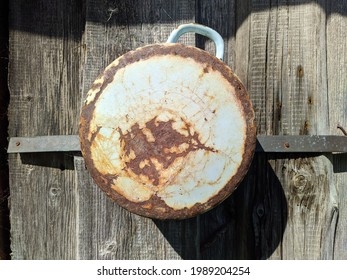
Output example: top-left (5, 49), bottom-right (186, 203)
top-left (326, 0), bottom-right (347, 259)
top-left (75, 156), bottom-right (197, 259)
top-left (0, 0), bottom-right (10, 260)
top-left (78, 0), bottom-right (197, 260)
top-left (7, 0), bottom-right (347, 260)
top-left (82, 0), bottom-right (196, 95)
top-left (238, 0), bottom-right (339, 259)
top-left (8, 0), bottom-right (84, 259)
top-left (195, 0), bottom-right (338, 260)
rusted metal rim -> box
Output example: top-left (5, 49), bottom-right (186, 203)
top-left (79, 43), bottom-right (256, 219)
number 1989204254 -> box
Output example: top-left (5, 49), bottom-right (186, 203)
top-left (190, 267), bottom-right (250, 276)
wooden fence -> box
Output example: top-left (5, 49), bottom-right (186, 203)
top-left (6, 0), bottom-right (347, 259)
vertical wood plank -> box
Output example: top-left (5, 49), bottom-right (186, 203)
top-left (195, 0), bottom-right (257, 260)
top-left (196, 0), bottom-right (236, 66)
top-left (8, 0), bottom-right (85, 259)
top-left (195, 0), bottom-right (288, 260)
top-left (196, 0), bottom-right (288, 260)
top-left (326, 0), bottom-right (347, 260)
top-left (75, 156), bottom-right (197, 259)
top-left (78, 0), bottom-right (197, 259)
top-left (82, 0), bottom-right (196, 96)
top-left (0, 0), bottom-right (10, 260)
top-left (234, 0), bottom-right (338, 259)
top-left (196, 0), bottom-right (235, 259)
top-left (7, 0), bottom-right (347, 260)
top-left (273, 1), bottom-right (337, 259)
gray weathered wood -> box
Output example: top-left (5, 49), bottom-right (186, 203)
top-left (75, 156), bottom-right (198, 259)
top-left (7, 0), bottom-right (347, 260)
top-left (77, 0), bottom-right (197, 260)
top-left (326, 0), bottom-right (347, 260)
top-left (239, 0), bottom-right (339, 259)
top-left (229, 0), bottom-right (344, 260)
top-left (0, 0), bottom-right (9, 259)
top-left (8, 0), bottom-right (84, 259)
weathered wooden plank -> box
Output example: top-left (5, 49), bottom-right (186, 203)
top-left (192, 0), bottom-right (294, 260)
top-left (234, 2), bottom-right (278, 259)
top-left (196, 0), bottom-right (236, 65)
top-left (233, 0), bottom-right (339, 259)
top-left (326, 0), bottom-right (347, 260)
top-left (8, 0), bottom-right (85, 259)
top-left (198, 154), bottom-right (287, 260)
top-left (247, 1), bottom-right (337, 259)
top-left (0, 0), bottom-right (10, 260)
top-left (75, 156), bottom-right (199, 259)
top-left (83, 0), bottom-right (196, 94)
top-left (78, 0), bottom-right (197, 259)
top-left (276, 1), bottom-right (337, 260)
top-left (195, 0), bottom-right (290, 260)
top-left (195, 0), bottom-right (248, 259)
top-left (7, 0), bottom-right (347, 261)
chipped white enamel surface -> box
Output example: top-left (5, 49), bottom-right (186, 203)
top-left (87, 54), bottom-right (247, 210)
top-left (84, 60), bottom-right (121, 107)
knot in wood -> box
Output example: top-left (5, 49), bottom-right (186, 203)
top-left (49, 187), bottom-right (61, 197)
top-left (293, 174), bottom-right (308, 189)
top-left (256, 204), bottom-right (265, 217)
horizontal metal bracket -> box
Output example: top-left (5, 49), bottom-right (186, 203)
top-left (8, 135), bottom-right (81, 153)
top-left (7, 135), bottom-right (347, 154)
top-left (256, 135), bottom-right (347, 153)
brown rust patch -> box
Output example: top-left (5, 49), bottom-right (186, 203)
top-left (90, 82), bottom-right (102, 90)
top-left (89, 125), bottom-right (102, 143)
top-left (308, 96), bottom-right (313, 105)
top-left (118, 116), bottom-right (215, 186)
top-left (297, 65), bottom-right (304, 78)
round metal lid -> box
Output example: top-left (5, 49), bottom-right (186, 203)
top-left (79, 43), bottom-right (256, 219)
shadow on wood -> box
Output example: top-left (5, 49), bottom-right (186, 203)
top-left (7, 0), bottom-right (347, 260)
top-left (265, 153), bottom-right (347, 174)
top-left (331, 153), bottom-right (347, 173)
top-left (154, 154), bottom-right (288, 259)
top-left (20, 152), bottom-right (81, 171)
top-left (9, 0), bottom-right (347, 40)
top-left (0, 0), bottom-right (10, 260)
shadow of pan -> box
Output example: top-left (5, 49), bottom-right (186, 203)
top-left (154, 154), bottom-right (288, 260)
top-left (20, 152), bottom-right (81, 171)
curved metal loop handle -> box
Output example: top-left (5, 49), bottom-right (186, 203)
top-left (166, 23), bottom-right (224, 61)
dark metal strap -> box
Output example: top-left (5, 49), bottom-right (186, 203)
top-left (256, 135), bottom-right (347, 153)
top-left (7, 135), bottom-right (81, 153)
top-left (7, 135), bottom-right (347, 153)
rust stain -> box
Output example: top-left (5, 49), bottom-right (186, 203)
top-left (141, 203), bottom-right (153, 209)
top-left (297, 65), bottom-right (304, 78)
top-left (89, 125), bottom-right (102, 143)
top-left (118, 116), bottom-right (216, 186)
top-left (308, 96), bottom-right (313, 105)
top-left (90, 82), bottom-right (102, 90)
top-left (299, 120), bottom-right (310, 135)
top-left (304, 120), bottom-right (310, 131)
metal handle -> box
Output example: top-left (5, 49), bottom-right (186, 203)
top-left (166, 23), bottom-right (224, 61)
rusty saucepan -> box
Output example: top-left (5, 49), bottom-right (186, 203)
top-left (79, 23), bottom-right (256, 219)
